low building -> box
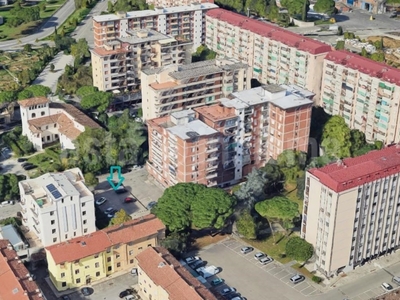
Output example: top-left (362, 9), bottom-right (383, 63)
top-left (0, 225), bottom-right (29, 259)
top-left (0, 102), bottom-right (16, 124)
top-left (141, 58), bottom-right (252, 120)
top-left (91, 29), bottom-right (192, 92)
top-left (18, 97), bottom-right (101, 150)
top-left (46, 215), bottom-right (166, 291)
top-left (19, 168), bottom-right (96, 247)
top-left (147, 84), bottom-right (313, 188)
top-left (136, 246), bottom-right (217, 300)
top-left (340, 0), bottom-right (386, 13)
top-left (0, 239), bottom-right (43, 300)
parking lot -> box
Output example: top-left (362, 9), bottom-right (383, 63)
top-left (94, 168), bottom-right (164, 219)
top-left (194, 238), bottom-right (321, 300)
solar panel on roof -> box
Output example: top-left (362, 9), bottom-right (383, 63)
top-left (52, 191), bottom-right (62, 199)
top-left (46, 184), bottom-right (56, 192)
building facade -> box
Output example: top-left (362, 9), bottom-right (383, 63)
top-left (0, 240), bottom-right (43, 300)
top-left (18, 98), bottom-right (101, 150)
top-left (147, 84), bottom-right (313, 188)
top-left (141, 58), bottom-right (251, 120)
top-left (320, 50), bottom-right (400, 144)
top-left (19, 168), bottom-right (96, 247)
top-left (92, 3), bottom-right (218, 49)
top-left (205, 9), bottom-right (332, 101)
top-left (302, 145), bottom-right (400, 277)
top-left (91, 29), bottom-right (192, 92)
top-left (46, 215), bottom-right (165, 291)
top-left (136, 247), bottom-right (217, 300)
top-left (0, 225), bottom-right (29, 259)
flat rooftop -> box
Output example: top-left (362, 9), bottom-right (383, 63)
top-left (195, 104), bottom-right (237, 122)
top-left (167, 119), bottom-right (217, 140)
top-left (93, 3), bottom-right (218, 22)
top-left (118, 29), bottom-right (173, 44)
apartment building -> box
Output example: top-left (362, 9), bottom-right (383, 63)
top-left (146, 0), bottom-right (214, 9)
top-left (91, 29), bottom-right (192, 92)
top-left (147, 84), bottom-right (313, 188)
top-left (320, 50), bottom-right (400, 144)
top-left (19, 168), bottom-right (96, 247)
top-left (205, 9), bottom-right (332, 101)
top-left (18, 97), bottom-right (101, 150)
top-left (0, 240), bottom-right (43, 300)
top-left (46, 215), bottom-right (165, 291)
top-left (136, 247), bottom-right (217, 300)
top-left (141, 58), bottom-right (251, 120)
top-left (93, 3), bottom-right (218, 49)
top-left (302, 145), bottom-right (400, 277)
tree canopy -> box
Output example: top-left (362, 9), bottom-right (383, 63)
top-left (77, 86), bottom-right (112, 112)
top-left (276, 150), bottom-right (307, 182)
top-left (18, 85), bottom-right (51, 100)
top-left (153, 183), bottom-right (236, 232)
top-left (281, 0), bottom-right (310, 19)
top-left (285, 236), bottom-right (314, 261)
top-left (236, 210), bottom-right (258, 239)
top-left (0, 174), bottom-right (25, 202)
top-left (0, 91), bottom-right (17, 103)
top-left (255, 196), bottom-right (299, 230)
top-left (321, 115), bottom-right (352, 158)
top-left (110, 209), bottom-right (132, 226)
top-left (313, 0), bottom-right (336, 15)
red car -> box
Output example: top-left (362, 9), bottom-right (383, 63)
top-left (124, 197), bottom-right (137, 203)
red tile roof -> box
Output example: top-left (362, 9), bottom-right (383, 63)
top-left (206, 9), bottom-right (332, 55)
top-left (18, 97), bottom-right (49, 107)
top-left (325, 50), bottom-right (400, 85)
top-left (309, 145), bottom-right (400, 193)
top-left (46, 215), bottom-right (165, 265)
top-left (136, 247), bottom-right (217, 300)
top-left (0, 240), bottom-right (43, 300)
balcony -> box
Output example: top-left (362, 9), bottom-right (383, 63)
top-left (207, 154), bottom-right (219, 162)
top-left (208, 138), bottom-right (219, 144)
top-left (207, 180), bottom-right (218, 187)
top-left (206, 172), bottom-right (218, 179)
top-left (206, 146), bottom-right (219, 153)
top-left (206, 162), bottom-right (218, 171)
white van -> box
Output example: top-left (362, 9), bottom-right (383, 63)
top-left (392, 276), bottom-right (400, 285)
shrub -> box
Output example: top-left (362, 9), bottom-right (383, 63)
top-left (84, 172), bottom-right (99, 186)
top-left (312, 275), bottom-right (322, 283)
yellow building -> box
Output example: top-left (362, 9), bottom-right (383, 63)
top-left (46, 215), bottom-right (166, 291)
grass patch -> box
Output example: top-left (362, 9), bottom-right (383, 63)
top-left (243, 233), bottom-right (292, 264)
top-left (292, 263), bottom-right (315, 279)
top-left (314, 19), bottom-right (333, 25)
top-left (27, 146), bottom-right (64, 178)
top-left (284, 182), bottom-right (303, 213)
top-left (192, 234), bottom-right (227, 249)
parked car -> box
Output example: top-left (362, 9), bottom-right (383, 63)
top-left (254, 252), bottom-right (265, 260)
top-left (210, 278), bottom-right (224, 286)
top-left (125, 296), bottom-right (136, 300)
top-left (81, 287), bottom-right (94, 296)
top-left (259, 256), bottom-right (273, 265)
top-left (220, 287), bottom-right (236, 296)
top-left (147, 201), bottom-right (157, 209)
top-left (105, 207), bottom-right (115, 214)
top-left (17, 158), bottom-right (27, 162)
top-left (289, 274), bottom-right (305, 284)
top-left (392, 275), bottom-right (400, 285)
top-left (196, 265), bottom-right (220, 278)
top-left (21, 162), bottom-right (31, 168)
top-left (115, 187), bottom-right (128, 194)
top-left (107, 209), bottom-right (117, 218)
top-left (190, 260), bottom-right (205, 269)
top-left (240, 246), bottom-right (254, 254)
top-left (124, 197), bottom-right (136, 203)
top-left (390, 12), bottom-right (397, 18)
top-left (24, 165), bottom-right (37, 170)
top-left (185, 256), bottom-right (200, 264)
top-left (95, 197), bottom-right (107, 206)
top-left (381, 282), bottom-right (393, 291)
top-left (61, 296), bottom-right (71, 300)
top-left (119, 289), bottom-right (134, 298)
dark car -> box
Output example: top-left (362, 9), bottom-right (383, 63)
top-left (121, 167), bottom-right (132, 174)
top-left (124, 197), bottom-right (137, 203)
top-left (17, 158), bottom-right (28, 162)
top-left (24, 165), bottom-right (37, 170)
top-left (21, 162), bottom-right (32, 168)
top-left (119, 289), bottom-right (134, 298)
top-left (115, 188), bottom-right (128, 194)
top-left (61, 295), bottom-right (71, 300)
top-left (81, 287), bottom-right (94, 296)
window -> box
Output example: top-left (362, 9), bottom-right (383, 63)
top-left (83, 220), bottom-right (87, 225)
top-left (138, 247), bottom-right (143, 250)
top-left (53, 238), bottom-right (57, 243)
top-left (108, 266), bottom-right (112, 271)
top-left (51, 220), bottom-right (55, 225)
top-left (82, 203), bottom-right (86, 207)
top-left (32, 113), bottom-right (36, 118)
top-left (107, 257), bottom-right (111, 262)
top-left (50, 211), bottom-right (54, 216)
top-left (117, 262), bottom-right (121, 267)
top-left (84, 229), bottom-right (87, 233)
top-left (129, 250), bottom-right (134, 255)
top-left (52, 229), bottom-right (56, 234)
top-left (96, 271), bottom-right (100, 277)
top-left (76, 278), bottom-right (81, 284)
top-left (62, 282), bottom-right (66, 287)
top-left (130, 259), bottom-right (134, 264)
top-left (95, 262), bottom-right (99, 268)
top-left (83, 211), bottom-right (86, 216)
top-left (116, 254), bottom-right (120, 259)
top-left (75, 269), bottom-right (80, 275)
top-left (61, 272), bottom-right (65, 278)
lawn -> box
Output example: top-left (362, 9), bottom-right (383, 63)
top-left (0, 51), bottom-right (43, 91)
top-left (243, 233), bottom-right (292, 264)
top-left (27, 146), bottom-right (66, 178)
top-left (284, 182), bottom-right (303, 213)
top-left (0, 0), bottom-right (66, 41)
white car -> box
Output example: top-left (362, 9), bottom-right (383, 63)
top-left (259, 256), bottom-right (273, 265)
top-left (105, 207), bottom-right (115, 214)
top-left (381, 282), bottom-right (393, 291)
top-left (254, 252), bottom-right (265, 260)
top-left (290, 274), bottom-right (305, 284)
top-left (95, 197), bottom-right (107, 206)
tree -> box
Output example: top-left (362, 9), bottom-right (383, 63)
top-left (0, 91), bottom-right (17, 103)
top-left (80, 91), bottom-right (113, 112)
top-left (255, 196), bottom-right (299, 233)
top-left (160, 231), bottom-right (189, 257)
top-left (285, 236), bottom-right (313, 262)
top-left (235, 169), bottom-right (269, 208)
top-left (281, 0), bottom-right (309, 17)
top-left (76, 85), bottom-right (98, 98)
top-left (350, 129), bottom-right (366, 156)
top-left (337, 26), bottom-right (343, 36)
top-left (335, 40), bottom-right (345, 50)
top-left (22, 85), bottom-right (51, 98)
top-left (70, 39), bottom-right (90, 64)
top-left (360, 47), bottom-right (368, 57)
top-left (39, 2), bottom-right (46, 11)
top-left (321, 115), bottom-right (352, 158)
top-left (109, 209), bottom-right (132, 226)
top-left (50, 63), bottom-right (55, 72)
top-left (84, 172), bottom-right (98, 186)
top-left (107, 0), bottom-right (114, 12)
top-left (313, 0), bottom-right (336, 15)
top-left (370, 52), bottom-right (385, 62)
top-left (276, 150), bottom-right (307, 183)
top-left (301, 0), bottom-right (309, 21)
top-left (267, 0), bottom-right (279, 21)
top-left (0, 174), bottom-right (25, 202)
top-left (236, 210), bottom-right (258, 239)
top-left (23, 44), bottom-right (32, 52)
top-left (154, 183), bottom-right (236, 232)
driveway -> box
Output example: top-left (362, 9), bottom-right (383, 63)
top-left (95, 168), bottom-right (164, 219)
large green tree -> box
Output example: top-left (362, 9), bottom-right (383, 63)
top-left (313, 0), bottom-right (336, 15)
top-left (321, 115), bottom-right (352, 158)
top-left (276, 150), bottom-right (307, 183)
top-left (154, 183), bottom-right (236, 232)
top-left (236, 210), bottom-right (258, 239)
top-left (281, 0), bottom-right (309, 18)
top-left (110, 209), bottom-right (132, 226)
top-left (18, 85), bottom-right (51, 100)
top-left (285, 236), bottom-right (313, 261)
top-left (0, 174), bottom-right (25, 202)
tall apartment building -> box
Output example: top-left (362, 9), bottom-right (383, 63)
top-left (141, 58), bottom-right (251, 120)
top-left (147, 84), bottom-right (313, 188)
top-left (302, 145), bottom-right (400, 277)
top-left (19, 168), bottom-right (96, 247)
top-left (92, 3), bottom-right (218, 49)
top-left (146, 0), bottom-right (214, 9)
top-left (91, 29), bottom-right (192, 92)
top-left (205, 9), bottom-right (332, 101)
top-left (320, 50), bottom-right (400, 144)
top-left (46, 215), bottom-right (165, 291)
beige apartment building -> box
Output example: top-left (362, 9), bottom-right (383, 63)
top-left (141, 58), bottom-right (251, 120)
top-left (92, 3), bottom-right (218, 49)
top-left (205, 9), bottom-right (332, 101)
top-left (91, 29), bottom-right (192, 92)
top-left (146, 84), bottom-right (313, 188)
top-left (136, 247), bottom-right (217, 300)
top-left (302, 145), bottom-right (400, 277)
top-left (146, 0), bottom-right (214, 8)
top-left (46, 215), bottom-right (165, 291)
top-left (320, 50), bottom-right (400, 144)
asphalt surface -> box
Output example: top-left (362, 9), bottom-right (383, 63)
top-left (0, 0), bottom-right (75, 50)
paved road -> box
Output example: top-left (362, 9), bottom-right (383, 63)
top-left (0, 0), bottom-right (75, 50)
